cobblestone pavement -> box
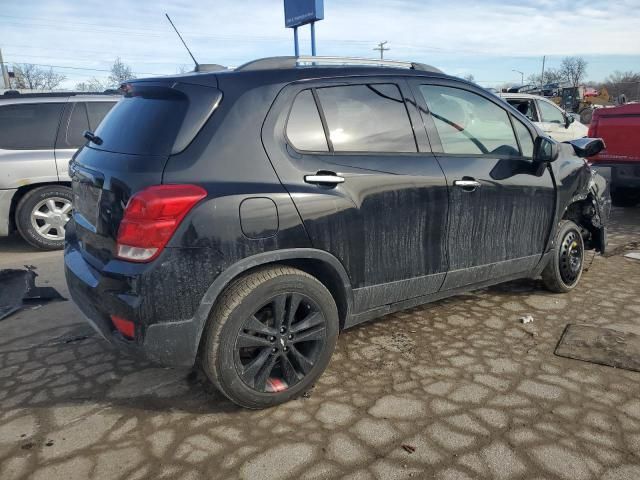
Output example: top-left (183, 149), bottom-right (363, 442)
top-left (0, 208), bottom-right (639, 480)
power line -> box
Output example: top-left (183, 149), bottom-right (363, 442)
top-left (0, 60), bottom-right (160, 77)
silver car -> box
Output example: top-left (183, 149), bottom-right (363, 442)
top-left (0, 92), bottom-right (119, 249)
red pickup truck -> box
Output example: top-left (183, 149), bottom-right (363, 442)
top-left (588, 103), bottom-right (640, 207)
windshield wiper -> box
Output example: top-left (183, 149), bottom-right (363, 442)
top-left (83, 130), bottom-right (103, 146)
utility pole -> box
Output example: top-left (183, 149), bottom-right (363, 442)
top-left (0, 48), bottom-right (10, 90)
top-left (540, 55), bottom-right (546, 88)
top-left (373, 41), bottom-right (389, 60)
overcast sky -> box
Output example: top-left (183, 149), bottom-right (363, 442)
top-left (2, 0), bottom-right (640, 88)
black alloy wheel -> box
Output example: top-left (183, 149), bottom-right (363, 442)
top-left (235, 293), bottom-right (327, 393)
top-left (201, 266), bottom-right (339, 409)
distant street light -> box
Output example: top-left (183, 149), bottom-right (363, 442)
top-left (513, 69), bottom-right (524, 85)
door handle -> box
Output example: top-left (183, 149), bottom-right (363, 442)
top-left (454, 179), bottom-right (481, 191)
top-left (304, 174), bottom-right (345, 185)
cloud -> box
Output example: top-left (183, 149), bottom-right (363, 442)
top-left (1, 0), bottom-right (639, 88)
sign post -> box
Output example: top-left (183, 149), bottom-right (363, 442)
top-left (284, 0), bottom-right (324, 57)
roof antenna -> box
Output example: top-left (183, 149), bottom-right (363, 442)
top-left (165, 13), bottom-right (199, 71)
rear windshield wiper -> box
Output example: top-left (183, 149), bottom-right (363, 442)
top-left (83, 130), bottom-right (103, 146)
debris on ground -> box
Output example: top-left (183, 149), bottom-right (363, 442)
top-left (520, 315), bottom-right (534, 324)
top-left (624, 251), bottom-right (640, 261)
top-left (555, 324), bottom-right (640, 372)
top-left (0, 266), bottom-right (66, 320)
top-left (401, 444), bottom-right (416, 454)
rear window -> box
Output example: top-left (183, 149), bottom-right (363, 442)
top-left (92, 83), bottom-right (220, 156)
top-left (0, 102), bottom-right (64, 150)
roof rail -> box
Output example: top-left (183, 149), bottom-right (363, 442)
top-left (235, 56), bottom-right (443, 73)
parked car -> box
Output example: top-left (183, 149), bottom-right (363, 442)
top-left (0, 92), bottom-right (119, 249)
top-left (65, 56), bottom-right (609, 409)
top-left (499, 93), bottom-right (588, 142)
top-left (588, 103), bottom-right (640, 207)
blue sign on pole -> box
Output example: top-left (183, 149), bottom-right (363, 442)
top-left (284, 0), bottom-right (324, 28)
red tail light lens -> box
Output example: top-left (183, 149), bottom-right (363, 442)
top-left (116, 184), bottom-right (207, 262)
top-left (111, 315), bottom-right (135, 339)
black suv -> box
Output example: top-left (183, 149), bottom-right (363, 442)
top-left (65, 56), bottom-right (609, 409)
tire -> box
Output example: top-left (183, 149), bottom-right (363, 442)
top-left (15, 185), bottom-right (73, 250)
top-left (611, 189), bottom-right (639, 208)
top-left (201, 266), bottom-right (339, 409)
top-left (541, 220), bottom-right (585, 293)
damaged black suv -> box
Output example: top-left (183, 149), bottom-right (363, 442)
top-left (65, 56), bottom-right (609, 409)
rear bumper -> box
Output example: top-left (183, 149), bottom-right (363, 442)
top-left (64, 229), bottom-right (203, 367)
top-left (0, 189), bottom-right (17, 237)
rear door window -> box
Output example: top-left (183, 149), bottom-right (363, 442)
top-left (419, 85), bottom-right (520, 156)
top-left (286, 90), bottom-right (328, 152)
top-left (315, 84), bottom-right (416, 153)
top-left (506, 99), bottom-right (538, 122)
top-left (0, 103), bottom-right (64, 150)
top-left (61, 102), bottom-right (90, 149)
top-left (86, 101), bottom-right (117, 131)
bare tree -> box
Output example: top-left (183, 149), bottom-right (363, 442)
top-left (42, 68), bottom-right (66, 90)
top-left (463, 74), bottom-right (475, 83)
top-left (108, 58), bottom-right (135, 88)
top-left (604, 70), bottom-right (640, 102)
top-left (12, 63), bottom-right (66, 90)
top-left (527, 68), bottom-right (565, 86)
top-left (76, 77), bottom-right (107, 92)
top-left (560, 57), bottom-right (588, 88)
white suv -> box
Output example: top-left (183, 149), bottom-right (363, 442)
top-left (0, 92), bottom-right (119, 249)
top-left (499, 93), bottom-right (588, 142)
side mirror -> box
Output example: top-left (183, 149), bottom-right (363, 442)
top-left (565, 115), bottom-right (575, 128)
top-left (565, 137), bottom-right (605, 158)
top-left (534, 136), bottom-right (559, 163)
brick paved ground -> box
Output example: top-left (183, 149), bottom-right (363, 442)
top-left (0, 207), bottom-right (639, 480)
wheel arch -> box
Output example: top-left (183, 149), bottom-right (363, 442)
top-left (9, 182), bottom-right (72, 233)
top-left (189, 249), bottom-right (354, 362)
top-left (560, 192), bottom-right (606, 253)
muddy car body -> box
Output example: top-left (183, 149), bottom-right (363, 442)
top-left (65, 57), bottom-right (609, 408)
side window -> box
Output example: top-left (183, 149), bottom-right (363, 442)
top-left (512, 117), bottom-right (534, 158)
top-left (0, 103), bottom-right (64, 150)
top-left (538, 100), bottom-right (564, 124)
top-left (315, 84), bottom-right (416, 153)
top-left (286, 90), bottom-right (328, 152)
top-left (419, 85), bottom-right (519, 156)
top-left (64, 102), bottom-right (90, 148)
top-left (87, 101), bottom-right (117, 131)
top-left (507, 99), bottom-right (538, 122)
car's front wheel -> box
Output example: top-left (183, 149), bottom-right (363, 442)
top-left (15, 185), bottom-right (73, 250)
top-left (542, 220), bottom-right (585, 293)
top-left (201, 266), bottom-right (339, 409)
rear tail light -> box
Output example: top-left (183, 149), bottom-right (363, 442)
top-left (116, 184), bottom-right (207, 262)
top-left (110, 315), bottom-right (135, 339)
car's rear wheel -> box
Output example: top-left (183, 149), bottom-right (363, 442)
top-left (542, 220), bottom-right (585, 293)
top-left (15, 185), bottom-right (73, 250)
top-left (201, 266), bottom-right (339, 409)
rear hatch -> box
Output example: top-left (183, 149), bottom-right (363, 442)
top-left (589, 104), bottom-right (640, 164)
top-left (70, 79), bottom-right (222, 266)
